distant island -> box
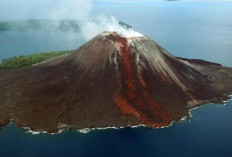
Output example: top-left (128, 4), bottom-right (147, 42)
top-left (0, 19), bottom-right (132, 31)
top-left (0, 32), bottom-right (231, 133)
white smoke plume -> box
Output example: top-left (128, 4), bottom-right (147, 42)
top-left (80, 16), bottom-right (143, 41)
top-left (0, 0), bottom-right (143, 41)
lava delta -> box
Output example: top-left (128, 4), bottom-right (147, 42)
top-left (0, 32), bottom-right (232, 133)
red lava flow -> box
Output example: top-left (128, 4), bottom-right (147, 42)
top-left (111, 35), bottom-right (173, 127)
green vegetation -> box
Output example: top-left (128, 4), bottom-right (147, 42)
top-left (0, 50), bottom-right (73, 70)
top-left (0, 19), bottom-right (132, 31)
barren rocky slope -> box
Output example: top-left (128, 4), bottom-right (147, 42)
top-left (0, 32), bottom-right (231, 133)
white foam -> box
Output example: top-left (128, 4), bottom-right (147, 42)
top-left (76, 122), bottom-right (177, 134)
top-left (222, 95), bottom-right (232, 105)
top-left (79, 128), bottom-right (91, 134)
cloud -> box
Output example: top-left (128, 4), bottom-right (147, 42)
top-left (0, 0), bottom-right (143, 41)
top-left (80, 16), bottom-right (143, 40)
top-left (1, 0), bottom-right (230, 41)
top-left (0, 0), bottom-right (92, 21)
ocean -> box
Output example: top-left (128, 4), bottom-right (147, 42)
top-left (0, 2), bottom-right (232, 157)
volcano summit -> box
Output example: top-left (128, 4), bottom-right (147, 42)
top-left (0, 32), bottom-right (232, 133)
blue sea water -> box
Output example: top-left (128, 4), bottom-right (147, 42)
top-left (0, 2), bottom-right (232, 157)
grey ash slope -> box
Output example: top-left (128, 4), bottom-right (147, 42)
top-left (0, 32), bottom-right (231, 133)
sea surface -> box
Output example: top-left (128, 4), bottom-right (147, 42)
top-left (0, 2), bottom-right (232, 157)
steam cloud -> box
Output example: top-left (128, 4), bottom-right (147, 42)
top-left (0, 0), bottom-right (143, 41)
top-left (80, 16), bottom-right (143, 41)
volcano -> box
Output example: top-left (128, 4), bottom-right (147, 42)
top-left (0, 32), bottom-right (232, 133)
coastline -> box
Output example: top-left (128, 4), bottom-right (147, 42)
top-left (22, 122), bottom-right (175, 135)
top-left (188, 94), bottom-right (232, 118)
top-left (1, 94), bottom-right (231, 135)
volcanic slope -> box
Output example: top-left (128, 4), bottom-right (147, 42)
top-left (0, 32), bottom-right (231, 132)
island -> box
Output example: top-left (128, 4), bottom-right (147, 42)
top-left (0, 19), bottom-right (132, 31)
top-left (0, 32), bottom-right (231, 133)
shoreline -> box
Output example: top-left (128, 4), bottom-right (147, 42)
top-left (1, 95), bottom-right (232, 135)
top-left (188, 94), bottom-right (232, 118)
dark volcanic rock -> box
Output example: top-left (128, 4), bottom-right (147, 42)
top-left (0, 32), bottom-right (231, 133)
